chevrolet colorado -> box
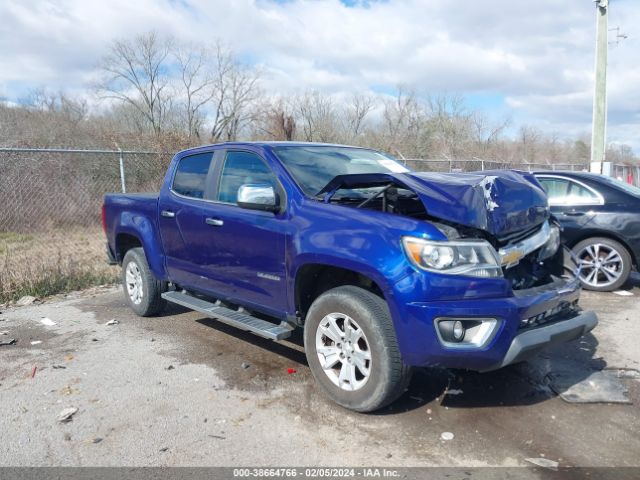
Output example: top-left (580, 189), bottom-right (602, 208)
top-left (103, 142), bottom-right (598, 412)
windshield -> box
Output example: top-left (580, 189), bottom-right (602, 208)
top-left (597, 174), bottom-right (640, 197)
top-left (272, 145), bottom-right (410, 198)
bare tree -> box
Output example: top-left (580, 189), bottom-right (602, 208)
top-left (519, 125), bottom-right (542, 163)
top-left (344, 93), bottom-right (376, 141)
top-left (174, 44), bottom-right (217, 140)
top-left (251, 97), bottom-right (296, 141)
top-left (379, 87), bottom-right (425, 157)
top-left (471, 112), bottom-right (510, 157)
top-left (209, 43), bottom-right (261, 142)
top-left (97, 31), bottom-right (173, 136)
top-left (294, 91), bottom-right (340, 143)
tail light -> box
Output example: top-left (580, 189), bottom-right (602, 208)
top-left (101, 204), bottom-right (107, 234)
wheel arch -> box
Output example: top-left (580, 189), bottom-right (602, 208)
top-left (115, 233), bottom-right (143, 263)
top-left (293, 262), bottom-right (388, 323)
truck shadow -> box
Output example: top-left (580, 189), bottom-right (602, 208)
top-left (195, 317), bottom-right (308, 366)
top-left (384, 332), bottom-right (605, 414)
top-left (195, 315), bottom-right (606, 414)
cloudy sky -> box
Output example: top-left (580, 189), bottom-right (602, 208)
top-left (0, 0), bottom-right (638, 149)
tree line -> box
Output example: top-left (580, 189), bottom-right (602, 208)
top-left (1, 31), bottom-right (637, 167)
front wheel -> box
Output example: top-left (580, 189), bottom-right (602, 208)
top-left (303, 285), bottom-right (412, 412)
top-left (121, 247), bottom-right (167, 316)
top-left (573, 237), bottom-right (632, 292)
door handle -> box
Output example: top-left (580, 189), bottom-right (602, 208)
top-left (161, 210), bottom-right (175, 218)
top-left (563, 211), bottom-right (585, 217)
top-left (205, 218), bottom-right (224, 227)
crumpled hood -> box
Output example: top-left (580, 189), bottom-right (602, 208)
top-left (319, 170), bottom-right (550, 238)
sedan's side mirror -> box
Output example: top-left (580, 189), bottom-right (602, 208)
top-left (237, 184), bottom-right (279, 212)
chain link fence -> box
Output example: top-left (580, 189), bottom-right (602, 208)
top-left (613, 164), bottom-right (640, 186)
top-left (0, 148), bottom-right (172, 302)
top-left (403, 158), bottom-right (586, 173)
top-left (0, 146), bottom-right (631, 302)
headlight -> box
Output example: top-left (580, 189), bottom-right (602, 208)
top-left (537, 224), bottom-right (560, 261)
top-left (402, 237), bottom-right (503, 278)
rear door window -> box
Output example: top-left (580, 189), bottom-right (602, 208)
top-left (172, 152), bottom-right (214, 199)
top-left (538, 176), bottom-right (601, 206)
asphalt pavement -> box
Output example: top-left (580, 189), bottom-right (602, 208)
top-left (0, 279), bottom-right (639, 467)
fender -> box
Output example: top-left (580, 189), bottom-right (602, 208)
top-left (114, 211), bottom-right (168, 280)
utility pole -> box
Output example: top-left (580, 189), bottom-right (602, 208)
top-left (590, 0), bottom-right (608, 169)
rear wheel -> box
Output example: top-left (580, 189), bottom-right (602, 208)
top-left (121, 247), bottom-right (167, 316)
top-left (303, 285), bottom-right (412, 412)
top-left (573, 237), bottom-right (632, 292)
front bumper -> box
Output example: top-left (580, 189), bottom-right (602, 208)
top-left (391, 274), bottom-right (598, 371)
top-left (481, 310), bottom-right (597, 371)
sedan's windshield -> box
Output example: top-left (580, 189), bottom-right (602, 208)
top-left (272, 145), bottom-right (409, 197)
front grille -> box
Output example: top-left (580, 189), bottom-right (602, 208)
top-left (519, 300), bottom-right (580, 330)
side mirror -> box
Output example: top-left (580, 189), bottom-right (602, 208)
top-left (237, 184), bottom-right (279, 212)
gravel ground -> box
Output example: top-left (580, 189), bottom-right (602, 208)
top-left (0, 279), bottom-right (639, 467)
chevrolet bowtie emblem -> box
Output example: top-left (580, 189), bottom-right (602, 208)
top-left (500, 249), bottom-right (525, 266)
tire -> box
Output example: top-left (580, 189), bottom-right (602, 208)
top-left (303, 285), bottom-right (412, 412)
top-left (573, 237), bottom-right (632, 292)
top-left (121, 247), bottom-right (167, 316)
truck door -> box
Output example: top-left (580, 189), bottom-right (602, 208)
top-left (157, 150), bottom-right (217, 287)
top-left (197, 149), bottom-right (288, 315)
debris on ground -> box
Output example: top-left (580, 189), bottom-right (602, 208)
top-left (446, 389), bottom-right (464, 395)
top-left (16, 296), bottom-right (37, 306)
top-left (440, 432), bottom-right (455, 441)
top-left (525, 458), bottom-right (559, 470)
top-left (57, 407), bottom-right (79, 423)
top-left (30, 340), bottom-right (42, 345)
top-left (64, 353), bottom-right (74, 361)
top-left (166, 365), bottom-right (175, 371)
top-left (61, 385), bottom-right (76, 396)
top-left (241, 362), bottom-right (250, 369)
top-left (159, 447), bottom-right (169, 452)
top-left (426, 409), bottom-right (432, 414)
top-left (0, 338), bottom-right (16, 346)
top-left (40, 318), bottom-right (56, 326)
top-left (0, 330), bottom-right (8, 335)
top-left (105, 319), bottom-right (119, 326)
top-left (31, 366), bottom-right (37, 378)
top-left (92, 437), bottom-right (103, 444)
top-left (614, 368), bottom-right (640, 380)
top-left (548, 369), bottom-right (631, 404)
top-left (208, 435), bottom-right (225, 440)
top-left (287, 368), bottom-right (297, 374)
top-left (612, 290), bottom-right (634, 296)
top-left (409, 396), bottom-right (423, 402)
top-left (52, 365), bottom-right (66, 369)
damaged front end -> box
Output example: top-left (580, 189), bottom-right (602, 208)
top-left (317, 170), bottom-right (574, 291)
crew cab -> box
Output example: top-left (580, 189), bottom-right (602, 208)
top-left (103, 142), bottom-right (598, 412)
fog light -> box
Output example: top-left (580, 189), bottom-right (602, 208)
top-left (435, 317), bottom-right (500, 348)
top-left (453, 321), bottom-right (465, 341)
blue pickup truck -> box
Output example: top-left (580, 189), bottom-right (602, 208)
top-left (103, 142), bottom-right (597, 412)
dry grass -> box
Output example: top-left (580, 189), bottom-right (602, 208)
top-left (0, 228), bottom-right (119, 303)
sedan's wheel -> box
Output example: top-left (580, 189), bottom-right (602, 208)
top-left (573, 237), bottom-right (632, 292)
top-left (304, 285), bottom-right (412, 412)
